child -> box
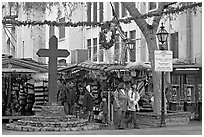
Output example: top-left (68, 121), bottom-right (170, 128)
top-left (100, 97), bottom-right (108, 125)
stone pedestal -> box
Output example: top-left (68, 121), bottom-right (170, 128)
top-left (6, 104), bottom-right (101, 132)
top-left (40, 105), bottom-right (65, 116)
top-left (136, 111), bottom-right (191, 127)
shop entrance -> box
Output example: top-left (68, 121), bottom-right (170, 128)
top-left (168, 66), bottom-right (202, 120)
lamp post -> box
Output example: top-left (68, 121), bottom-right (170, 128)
top-left (156, 23), bottom-right (169, 127)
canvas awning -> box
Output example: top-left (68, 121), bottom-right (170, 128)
top-left (2, 68), bottom-right (37, 73)
top-left (2, 58), bottom-right (48, 73)
top-left (58, 61), bottom-right (127, 73)
top-left (125, 62), bottom-right (151, 70)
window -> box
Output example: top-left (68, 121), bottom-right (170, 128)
top-left (87, 39), bottom-right (91, 59)
top-left (114, 34), bottom-right (120, 62)
top-left (114, 2), bottom-right (119, 18)
top-left (121, 3), bottom-right (127, 17)
top-left (87, 2), bottom-right (92, 22)
top-left (170, 32), bottom-right (179, 59)
top-left (59, 17), bottom-right (65, 39)
top-left (93, 38), bottom-right (97, 61)
top-left (99, 2), bottom-right (103, 22)
top-left (93, 2), bottom-right (97, 22)
top-left (148, 2), bottom-right (157, 11)
top-left (129, 30), bottom-right (136, 62)
top-left (49, 25), bottom-right (55, 38)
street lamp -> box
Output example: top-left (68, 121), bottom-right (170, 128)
top-left (126, 39), bottom-right (135, 50)
top-left (156, 23), bottom-right (169, 49)
top-left (156, 22), bottom-right (169, 127)
top-left (125, 39), bottom-right (135, 62)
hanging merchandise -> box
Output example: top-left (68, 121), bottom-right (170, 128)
top-left (123, 71), bottom-right (132, 82)
top-left (130, 70), bottom-right (137, 77)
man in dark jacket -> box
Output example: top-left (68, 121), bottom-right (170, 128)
top-left (65, 82), bottom-right (76, 115)
top-left (82, 85), bottom-right (94, 122)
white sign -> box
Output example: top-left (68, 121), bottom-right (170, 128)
top-left (154, 50), bottom-right (173, 72)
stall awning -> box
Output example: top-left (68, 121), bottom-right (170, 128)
top-left (2, 58), bottom-right (48, 73)
top-left (125, 62), bottom-right (151, 70)
top-left (58, 61), bottom-right (127, 72)
top-left (2, 68), bottom-right (37, 73)
top-left (77, 62), bottom-right (108, 71)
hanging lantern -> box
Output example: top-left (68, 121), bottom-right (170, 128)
top-left (131, 70), bottom-right (137, 77)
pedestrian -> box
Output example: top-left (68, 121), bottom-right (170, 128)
top-left (65, 82), bottom-right (76, 115)
top-left (100, 96), bottom-right (108, 125)
top-left (82, 84), bottom-right (94, 122)
top-left (113, 82), bottom-right (128, 130)
top-left (57, 80), bottom-right (69, 115)
top-left (125, 83), bottom-right (140, 129)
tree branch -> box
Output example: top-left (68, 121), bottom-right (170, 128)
top-left (121, 2), bottom-right (149, 35)
top-left (152, 2), bottom-right (167, 33)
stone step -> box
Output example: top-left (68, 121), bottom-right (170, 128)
top-left (6, 123), bottom-right (101, 132)
top-left (16, 119), bottom-right (88, 128)
top-left (21, 115), bottom-right (76, 122)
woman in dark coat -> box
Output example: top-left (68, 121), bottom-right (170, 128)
top-left (82, 85), bottom-right (94, 122)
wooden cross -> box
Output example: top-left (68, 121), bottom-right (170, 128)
top-left (37, 35), bottom-right (70, 105)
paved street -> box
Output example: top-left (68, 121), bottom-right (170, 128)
top-left (2, 120), bottom-right (202, 135)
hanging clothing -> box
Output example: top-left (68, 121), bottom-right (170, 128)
top-left (127, 88), bottom-right (140, 111)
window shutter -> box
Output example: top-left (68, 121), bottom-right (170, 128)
top-left (59, 17), bottom-right (65, 39)
top-left (87, 2), bottom-right (92, 22)
top-left (129, 30), bottom-right (136, 62)
top-left (93, 2), bottom-right (97, 22)
top-left (87, 39), bottom-right (91, 59)
top-left (49, 25), bottom-right (55, 38)
top-left (170, 32), bottom-right (179, 58)
top-left (99, 2), bottom-right (103, 22)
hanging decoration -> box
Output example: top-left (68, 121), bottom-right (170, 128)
top-left (99, 21), bottom-right (117, 50)
top-left (2, 2), bottom-right (201, 27)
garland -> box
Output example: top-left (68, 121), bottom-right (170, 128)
top-left (2, 2), bottom-right (202, 27)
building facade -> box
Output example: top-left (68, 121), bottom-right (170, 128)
top-left (2, 2), bottom-right (47, 63)
top-left (84, 2), bottom-right (149, 64)
top-left (45, 3), bottom-right (86, 64)
top-left (83, 2), bottom-right (202, 117)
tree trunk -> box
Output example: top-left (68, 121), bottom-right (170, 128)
top-left (121, 2), bottom-right (168, 114)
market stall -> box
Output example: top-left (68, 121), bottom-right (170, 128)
top-left (59, 61), bottom-right (152, 123)
top-left (2, 57), bottom-right (48, 117)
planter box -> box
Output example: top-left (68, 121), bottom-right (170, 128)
top-left (136, 111), bottom-right (191, 127)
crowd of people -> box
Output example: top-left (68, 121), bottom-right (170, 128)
top-left (56, 79), bottom-right (141, 130)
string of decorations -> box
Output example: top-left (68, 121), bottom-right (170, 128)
top-left (2, 2), bottom-right (202, 27)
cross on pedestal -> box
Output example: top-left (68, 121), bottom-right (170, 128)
top-left (37, 35), bottom-right (70, 105)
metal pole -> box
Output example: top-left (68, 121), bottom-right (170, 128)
top-left (22, 40), bottom-right (24, 58)
top-left (160, 71), bottom-right (166, 127)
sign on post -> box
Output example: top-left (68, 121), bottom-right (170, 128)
top-left (154, 50), bottom-right (173, 72)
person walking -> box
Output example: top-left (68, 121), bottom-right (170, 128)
top-left (125, 83), bottom-right (140, 129)
top-left (65, 82), bottom-right (76, 115)
top-left (82, 85), bottom-right (94, 122)
top-left (57, 80), bottom-right (69, 115)
top-left (100, 96), bottom-right (108, 125)
top-left (113, 82), bottom-right (128, 130)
